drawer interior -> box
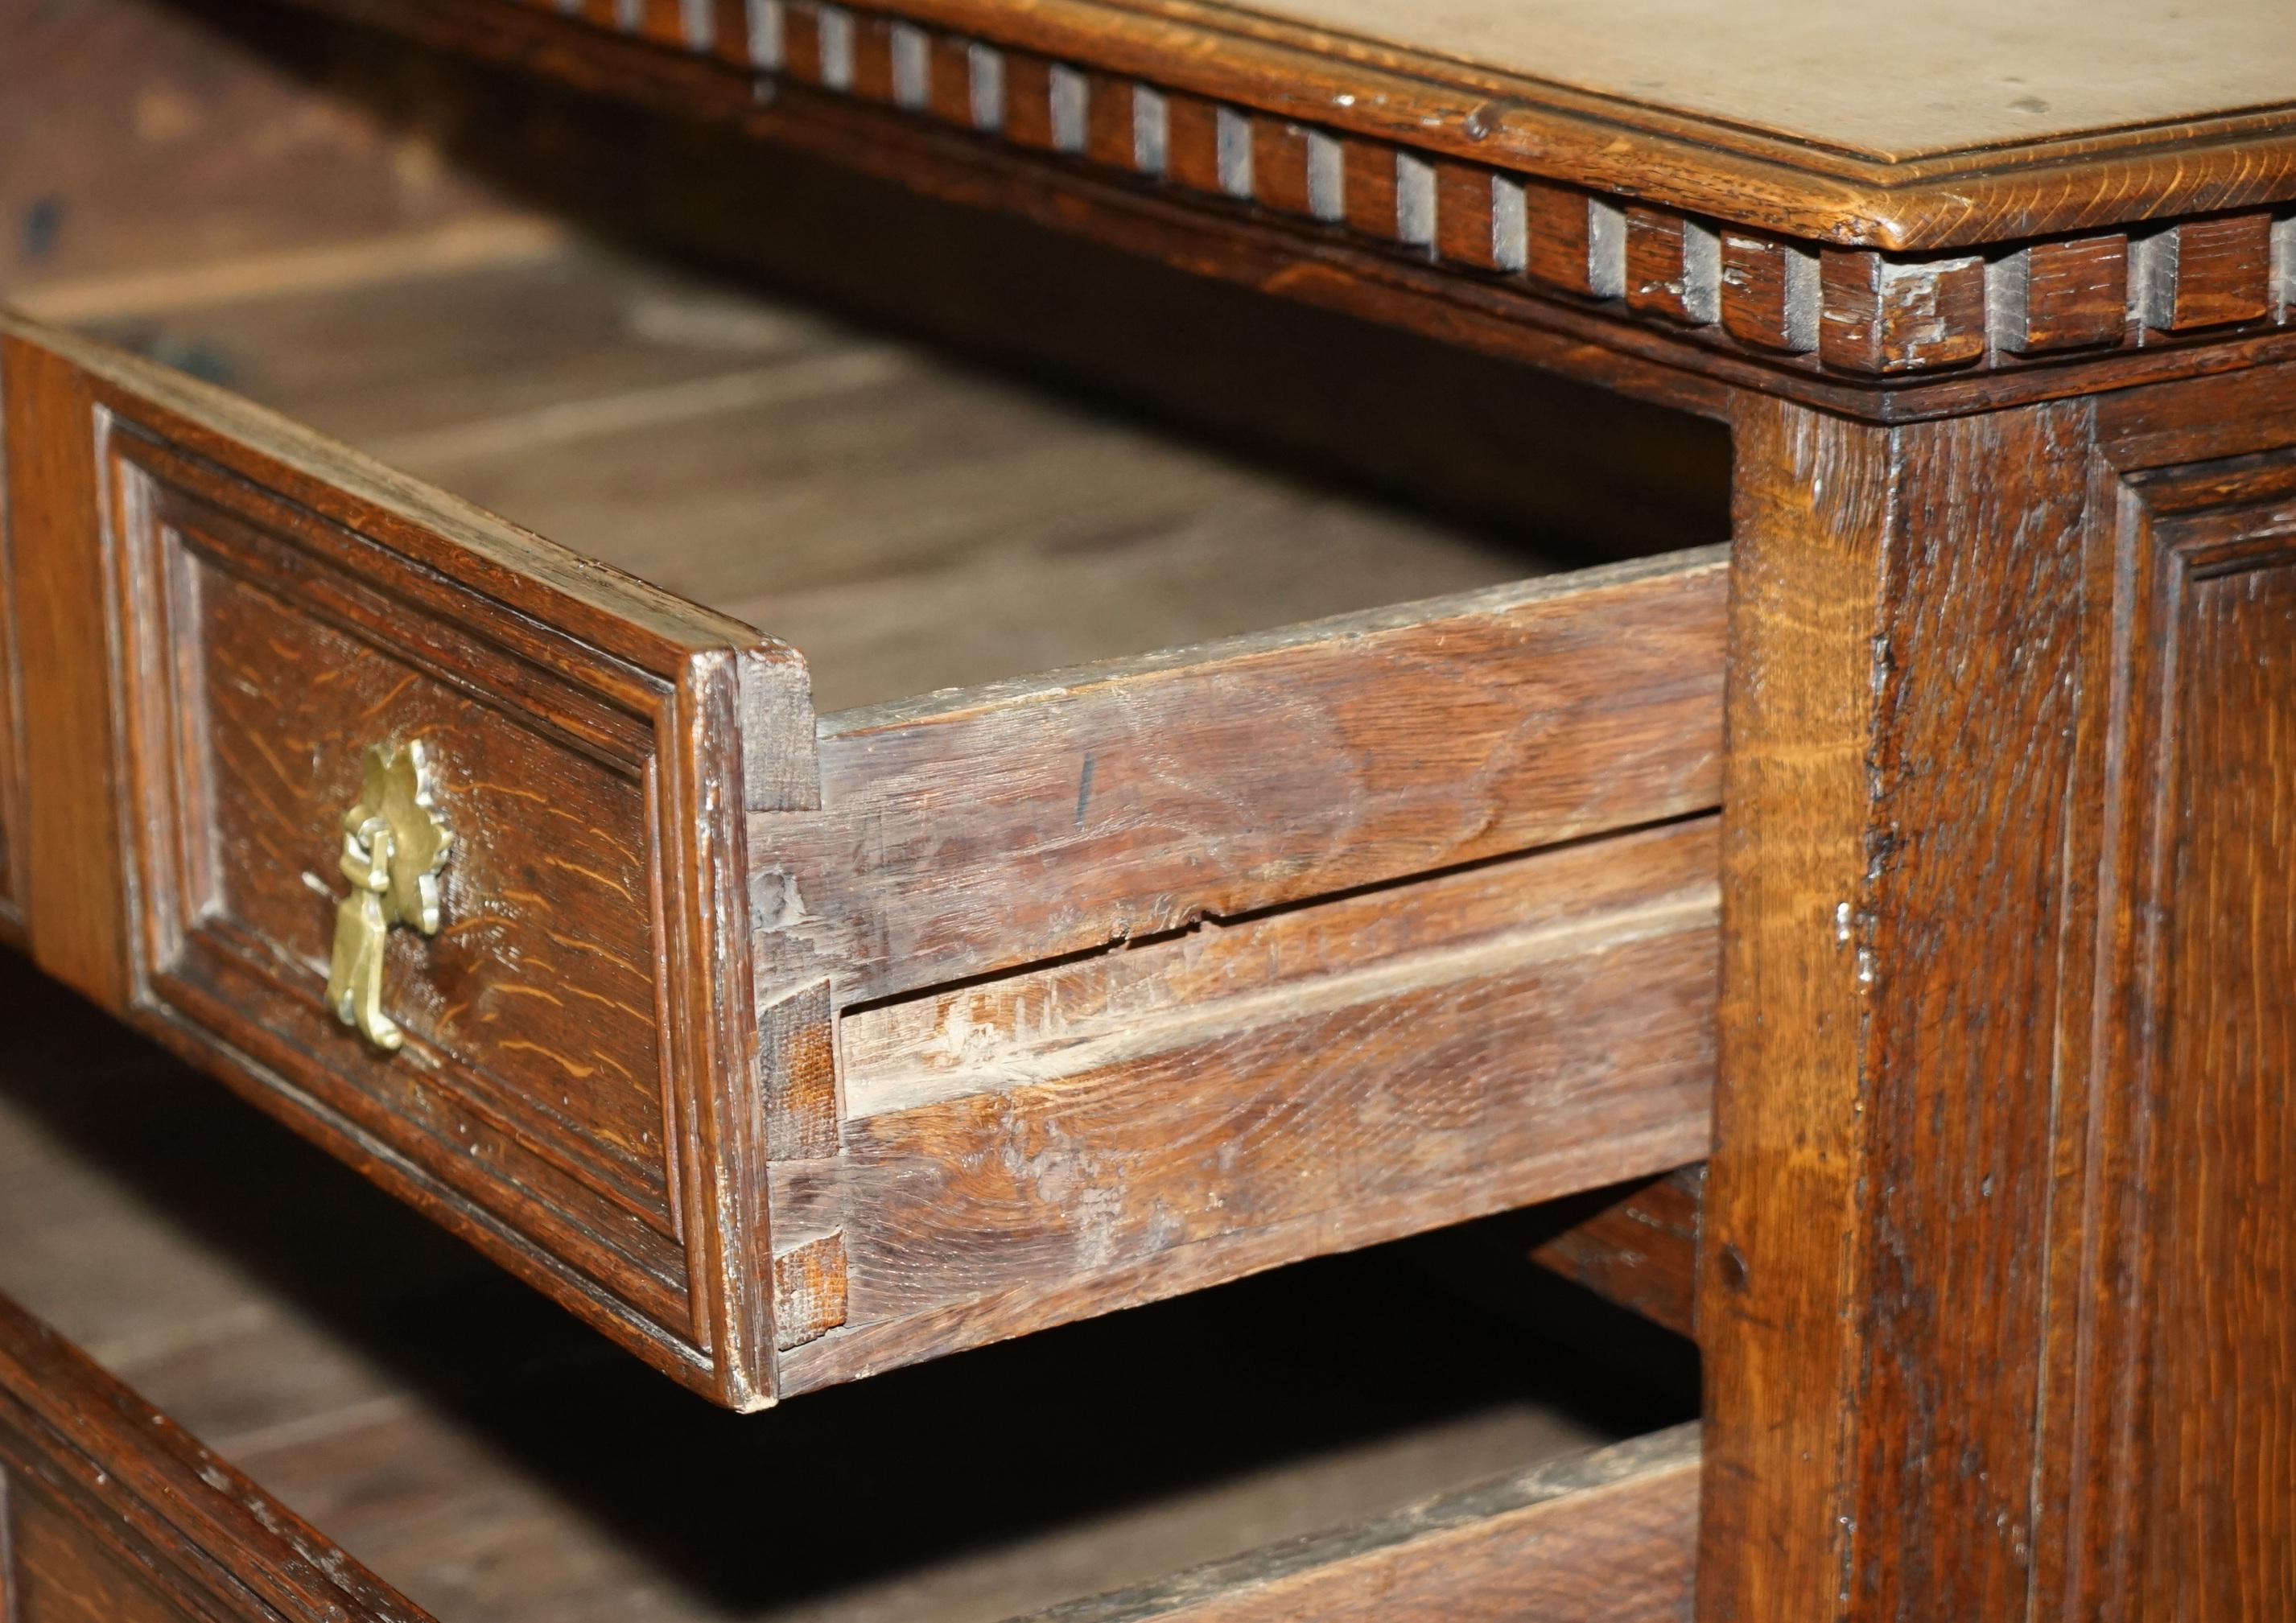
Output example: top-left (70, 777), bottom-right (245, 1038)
top-left (0, 949), bottom-right (1697, 1621)
top-left (67, 233), bottom-right (1723, 714)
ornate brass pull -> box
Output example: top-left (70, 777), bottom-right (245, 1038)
top-left (325, 739), bottom-right (452, 1052)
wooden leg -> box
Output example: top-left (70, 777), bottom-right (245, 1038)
top-left (1701, 375), bottom-right (2296, 1620)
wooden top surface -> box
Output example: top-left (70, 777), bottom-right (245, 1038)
top-left (876, 0), bottom-right (2296, 244)
top-left (1217, 0), bottom-right (2295, 163)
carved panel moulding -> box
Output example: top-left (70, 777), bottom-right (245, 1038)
top-left (521, 0), bottom-right (2296, 382)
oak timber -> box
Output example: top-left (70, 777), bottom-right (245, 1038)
top-left (1701, 361), bottom-right (2296, 1621)
top-left (1014, 1424), bottom-right (1700, 1623)
top-left (1208, 0), bottom-right (2296, 164)
top-left (780, 550), bottom-right (1726, 1000)
top-left (1, 305), bottom-right (799, 1406)
top-left (779, 821), bottom-right (1718, 1390)
top-left (278, 0), bottom-right (2296, 421)
top-left (67, 241), bottom-right (1568, 711)
top-left (1511, 1167), bottom-right (1703, 1341)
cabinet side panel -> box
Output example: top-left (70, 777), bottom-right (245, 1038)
top-left (0, 334), bottom-right (132, 1003)
top-left (0, 361), bottom-right (23, 946)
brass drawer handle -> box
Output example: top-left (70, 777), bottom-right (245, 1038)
top-left (325, 739), bottom-right (452, 1052)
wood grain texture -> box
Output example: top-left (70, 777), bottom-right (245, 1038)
top-left (0, 0), bottom-right (536, 297)
top-left (123, 455), bottom-right (690, 1292)
top-left (251, 0), bottom-right (2296, 422)
top-left (1700, 394), bottom-right (2096, 1621)
top-left (1248, 117), bottom-right (1313, 220)
top-left (89, 241), bottom-right (1556, 716)
top-left (776, 819), bottom-right (1718, 1390)
top-left (6, 253), bottom-right (1733, 1412)
top-left (1013, 1426), bottom-right (1699, 1622)
top-left (1162, 93), bottom-right (1223, 197)
top-left (0, 349), bottom-right (28, 949)
top-left (0, 1291), bottom-right (434, 1623)
top-left (284, 0), bottom-right (2296, 413)
top-left (1717, 232), bottom-right (1816, 353)
top-left (0, 311), bottom-right (806, 1409)
top-left (1626, 209), bottom-right (1719, 327)
top-left (1818, 249), bottom-right (1987, 373)
top-left (1516, 180), bottom-right (1603, 299)
top-left (13, 241), bottom-right (1729, 1411)
top-left (2137, 212), bottom-right (2275, 332)
top-left (1989, 234), bottom-right (2129, 355)
top-left (1512, 1167), bottom-right (1702, 1339)
top-left (1338, 137), bottom-right (1398, 243)
top-left (0, 949), bottom-right (1664, 1621)
top-left (759, 548), bottom-right (1727, 1007)
top-left (1, 335), bottom-right (131, 1007)
top-left (1433, 163), bottom-right (1504, 273)
top-left (2137, 501), bottom-right (2296, 1618)
top-left (1705, 359), bottom-right (2296, 1623)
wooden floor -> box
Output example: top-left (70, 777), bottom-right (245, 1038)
top-left (72, 237), bottom-right (1560, 714)
top-left (0, 950), bottom-right (1693, 1621)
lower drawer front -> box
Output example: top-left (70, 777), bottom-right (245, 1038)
top-left (2, 313), bottom-right (1724, 1409)
top-left (0, 1295), bottom-right (431, 1623)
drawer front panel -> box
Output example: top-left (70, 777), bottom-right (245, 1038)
top-left (117, 437), bottom-right (685, 1316)
top-left (0, 317), bottom-right (806, 1408)
top-left (0, 1295), bottom-right (435, 1623)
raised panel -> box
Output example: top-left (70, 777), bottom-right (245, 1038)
top-left (2044, 439), bottom-right (2296, 1619)
top-left (2144, 542), bottom-right (2296, 1614)
top-left (113, 432), bottom-right (685, 1313)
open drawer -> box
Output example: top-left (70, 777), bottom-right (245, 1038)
top-left (0, 246), bottom-right (1723, 1410)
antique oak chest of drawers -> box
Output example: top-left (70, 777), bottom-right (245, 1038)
top-left (5, 0), bottom-right (2296, 1617)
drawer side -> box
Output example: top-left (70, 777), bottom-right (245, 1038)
top-left (755, 552), bottom-right (1726, 1390)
